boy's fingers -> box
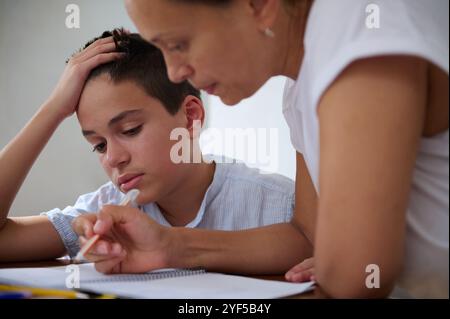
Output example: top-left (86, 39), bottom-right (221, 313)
top-left (83, 224), bottom-right (93, 238)
top-left (72, 214), bottom-right (97, 237)
top-left (77, 42), bottom-right (118, 63)
top-left (80, 52), bottom-right (125, 74)
top-left (76, 36), bottom-right (114, 58)
top-left (69, 36), bottom-right (115, 63)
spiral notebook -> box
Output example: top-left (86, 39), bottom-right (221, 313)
top-left (0, 263), bottom-right (314, 299)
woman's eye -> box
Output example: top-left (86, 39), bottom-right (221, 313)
top-left (123, 125), bottom-right (142, 136)
top-left (167, 42), bottom-right (186, 52)
top-left (92, 142), bottom-right (106, 154)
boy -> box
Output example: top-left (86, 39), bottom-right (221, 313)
top-left (0, 29), bottom-right (295, 264)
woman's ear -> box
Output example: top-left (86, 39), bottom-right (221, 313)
top-left (181, 95), bottom-right (205, 138)
top-left (248, 0), bottom-right (280, 32)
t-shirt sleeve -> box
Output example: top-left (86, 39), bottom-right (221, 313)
top-left (307, 0), bottom-right (449, 116)
top-left (40, 182), bottom-right (124, 258)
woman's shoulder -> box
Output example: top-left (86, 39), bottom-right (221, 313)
top-left (290, 0), bottom-right (449, 111)
top-left (305, 0), bottom-right (448, 72)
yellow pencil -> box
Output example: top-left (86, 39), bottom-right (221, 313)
top-left (0, 284), bottom-right (89, 299)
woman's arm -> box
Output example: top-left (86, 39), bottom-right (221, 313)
top-left (171, 152), bottom-right (316, 274)
top-left (74, 211), bottom-right (313, 275)
top-left (315, 55), bottom-right (428, 298)
top-left (73, 152), bottom-right (317, 275)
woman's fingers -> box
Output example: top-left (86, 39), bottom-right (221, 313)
top-left (79, 237), bottom-right (123, 255)
top-left (78, 236), bottom-right (127, 274)
top-left (287, 269), bottom-right (315, 283)
top-left (289, 257), bottom-right (314, 272)
top-left (94, 254), bottom-right (127, 274)
top-left (285, 257), bottom-right (315, 282)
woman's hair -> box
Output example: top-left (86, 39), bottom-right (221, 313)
top-left (70, 28), bottom-right (201, 115)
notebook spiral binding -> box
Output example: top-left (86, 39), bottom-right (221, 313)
top-left (81, 268), bottom-right (206, 284)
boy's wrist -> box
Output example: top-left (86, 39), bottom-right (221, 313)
top-left (39, 99), bottom-right (70, 123)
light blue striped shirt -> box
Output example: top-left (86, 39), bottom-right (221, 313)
top-left (42, 157), bottom-right (295, 257)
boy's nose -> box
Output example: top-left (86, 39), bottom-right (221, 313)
top-left (106, 144), bottom-right (130, 168)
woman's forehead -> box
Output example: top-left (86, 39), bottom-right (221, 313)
top-left (125, 0), bottom-right (233, 38)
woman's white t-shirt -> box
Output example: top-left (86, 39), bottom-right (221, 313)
top-left (283, 0), bottom-right (449, 298)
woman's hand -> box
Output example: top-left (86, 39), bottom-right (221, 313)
top-left (285, 257), bottom-right (315, 282)
top-left (45, 36), bottom-right (124, 119)
top-left (72, 205), bottom-right (172, 274)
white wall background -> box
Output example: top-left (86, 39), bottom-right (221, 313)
top-left (202, 77), bottom-right (295, 179)
top-left (0, 0), bottom-right (295, 217)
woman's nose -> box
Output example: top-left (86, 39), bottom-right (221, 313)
top-left (167, 62), bottom-right (194, 83)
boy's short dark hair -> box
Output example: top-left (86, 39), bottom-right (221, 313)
top-left (72, 28), bottom-right (201, 115)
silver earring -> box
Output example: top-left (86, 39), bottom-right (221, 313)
top-left (264, 27), bottom-right (275, 38)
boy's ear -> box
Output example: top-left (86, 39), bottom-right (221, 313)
top-left (181, 95), bottom-right (205, 138)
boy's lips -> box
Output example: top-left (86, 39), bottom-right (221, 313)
top-left (118, 174), bottom-right (144, 192)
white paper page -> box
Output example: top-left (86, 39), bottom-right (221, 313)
top-left (0, 266), bottom-right (69, 288)
top-left (0, 263), bottom-right (315, 299)
top-left (81, 273), bottom-right (315, 299)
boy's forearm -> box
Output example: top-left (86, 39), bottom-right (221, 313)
top-left (0, 102), bottom-right (65, 224)
top-left (168, 222), bottom-right (313, 275)
top-left (0, 216), bottom-right (67, 262)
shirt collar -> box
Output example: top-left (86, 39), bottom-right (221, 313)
top-left (140, 155), bottom-right (227, 228)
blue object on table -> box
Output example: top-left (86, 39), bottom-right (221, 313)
top-left (0, 291), bottom-right (32, 299)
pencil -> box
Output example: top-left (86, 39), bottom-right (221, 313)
top-left (74, 189), bottom-right (140, 262)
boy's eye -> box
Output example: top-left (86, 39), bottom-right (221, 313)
top-left (92, 142), bottom-right (106, 154)
top-left (123, 125), bottom-right (142, 136)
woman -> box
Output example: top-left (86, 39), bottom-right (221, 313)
top-left (78, 0), bottom-right (448, 298)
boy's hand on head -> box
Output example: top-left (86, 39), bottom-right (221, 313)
top-left (74, 205), bottom-right (171, 274)
top-left (45, 36), bottom-right (125, 120)
top-left (285, 257), bottom-right (315, 282)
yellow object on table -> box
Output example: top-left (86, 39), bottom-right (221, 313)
top-left (0, 284), bottom-right (115, 299)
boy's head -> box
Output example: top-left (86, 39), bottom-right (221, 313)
top-left (76, 29), bottom-right (205, 205)
top-left (82, 28), bottom-right (201, 115)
